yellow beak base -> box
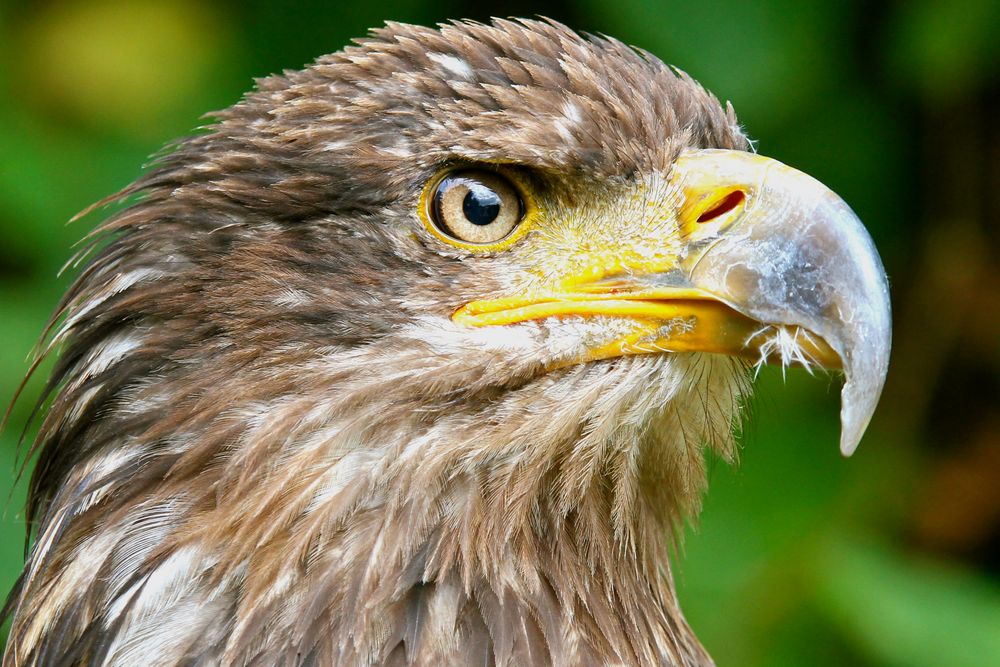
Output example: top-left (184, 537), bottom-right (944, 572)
top-left (453, 291), bottom-right (841, 369)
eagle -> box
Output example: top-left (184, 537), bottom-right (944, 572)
top-left (3, 18), bottom-right (890, 667)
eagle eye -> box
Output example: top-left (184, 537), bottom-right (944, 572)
top-left (423, 169), bottom-right (528, 249)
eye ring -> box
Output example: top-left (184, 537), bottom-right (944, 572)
top-left (419, 167), bottom-right (535, 252)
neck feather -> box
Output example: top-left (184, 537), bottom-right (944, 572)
top-left (10, 335), bottom-right (745, 666)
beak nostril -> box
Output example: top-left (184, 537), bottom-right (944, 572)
top-left (697, 190), bottom-right (745, 223)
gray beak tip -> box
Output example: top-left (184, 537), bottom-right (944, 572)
top-left (675, 149), bottom-right (892, 457)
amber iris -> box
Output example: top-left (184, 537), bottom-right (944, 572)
top-left (429, 170), bottom-right (524, 244)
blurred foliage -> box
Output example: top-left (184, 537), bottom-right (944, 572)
top-left (1, 0), bottom-right (998, 664)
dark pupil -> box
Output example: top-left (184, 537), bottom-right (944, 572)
top-left (462, 184), bottom-right (502, 226)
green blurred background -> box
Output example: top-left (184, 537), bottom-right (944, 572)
top-left (1, 0), bottom-right (998, 664)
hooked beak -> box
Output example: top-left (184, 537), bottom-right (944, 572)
top-left (454, 149), bottom-right (892, 456)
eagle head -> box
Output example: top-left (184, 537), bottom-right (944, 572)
top-left (5, 18), bottom-right (889, 666)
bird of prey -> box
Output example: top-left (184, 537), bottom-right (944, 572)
top-left (3, 18), bottom-right (890, 667)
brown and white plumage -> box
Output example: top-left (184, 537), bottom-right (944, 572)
top-left (3, 18), bottom-right (889, 666)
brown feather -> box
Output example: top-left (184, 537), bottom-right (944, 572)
top-left (4, 17), bottom-right (750, 666)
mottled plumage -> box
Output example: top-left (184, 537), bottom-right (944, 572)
top-left (3, 17), bottom-right (890, 667)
